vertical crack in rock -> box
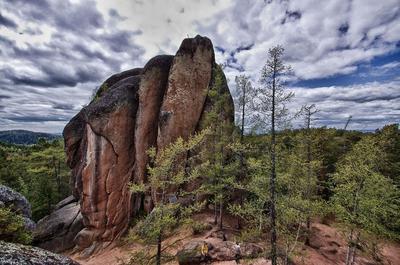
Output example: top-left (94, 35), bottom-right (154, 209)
top-left (132, 55), bottom-right (173, 214)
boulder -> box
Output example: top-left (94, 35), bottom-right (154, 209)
top-left (0, 185), bottom-right (35, 231)
top-left (241, 242), bottom-right (264, 258)
top-left (54, 195), bottom-right (77, 210)
top-left (0, 241), bottom-right (80, 265)
top-left (33, 201), bottom-right (83, 253)
top-left (177, 240), bottom-right (263, 263)
top-left (208, 241), bottom-right (238, 261)
top-left (176, 240), bottom-right (212, 265)
top-left (63, 35), bottom-right (234, 252)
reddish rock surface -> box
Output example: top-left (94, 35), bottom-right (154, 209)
top-left (62, 35), bottom-right (234, 253)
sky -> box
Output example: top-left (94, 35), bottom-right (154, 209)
top-left (0, 0), bottom-right (399, 133)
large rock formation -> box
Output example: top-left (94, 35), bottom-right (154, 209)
top-left (62, 35), bottom-right (234, 253)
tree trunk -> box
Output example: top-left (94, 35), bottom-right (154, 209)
top-left (214, 199), bottom-right (218, 225)
top-left (156, 190), bottom-right (165, 265)
top-left (156, 233), bottom-right (162, 265)
top-left (349, 233), bottom-right (359, 265)
top-left (305, 110), bottom-right (312, 246)
top-left (237, 85), bottom-right (246, 230)
top-left (219, 199), bottom-right (223, 230)
top-left (284, 243), bottom-right (289, 265)
top-left (305, 218), bottom-right (311, 246)
top-left (270, 66), bottom-right (277, 265)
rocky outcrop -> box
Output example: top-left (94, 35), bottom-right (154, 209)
top-left (176, 240), bottom-right (213, 265)
top-left (33, 198), bottom-right (83, 253)
top-left (62, 35), bottom-right (234, 253)
top-left (177, 240), bottom-right (263, 264)
top-left (0, 241), bottom-right (80, 265)
top-left (157, 37), bottom-right (214, 150)
top-left (0, 185), bottom-right (35, 231)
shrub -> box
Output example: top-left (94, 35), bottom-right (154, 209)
top-left (0, 206), bottom-right (32, 244)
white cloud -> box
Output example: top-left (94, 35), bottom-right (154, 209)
top-left (287, 81), bottom-right (400, 131)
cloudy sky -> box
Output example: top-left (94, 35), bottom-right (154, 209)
top-left (0, 0), bottom-right (399, 133)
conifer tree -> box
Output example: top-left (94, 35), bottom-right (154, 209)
top-left (256, 45), bottom-right (294, 265)
top-left (129, 130), bottom-right (209, 265)
top-left (300, 104), bottom-right (320, 245)
top-left (233, 74), bottom-right (256, 228)
top-left (198, 65), bottom-right (236, 230)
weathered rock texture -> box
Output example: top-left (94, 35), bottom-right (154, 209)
top-left (33, 197), bottom-right (83, 253)
top-left (63, 35), bottom-right (234, 252)
top-left (176, 240), bottom-right (263, 264)
top-left (0, 185), bottom-right (35, 231)
top-left (0, 241), bottom-right (80, 265)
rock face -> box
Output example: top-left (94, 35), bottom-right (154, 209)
top-left (0, 185), bottom-right (35, 231)
top-left (0, 241), bottom-right (80, 265)
top-left (63, 35), bottom-right (234, 252)
top-left (33, 197), bottom-right (83, 253)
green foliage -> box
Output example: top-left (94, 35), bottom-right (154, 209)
top-left (0, 207), bottom-right (32, 244)
top-left (331, 135), bottom-right (400, 264)
top-left (198, 64), bottom-right (239, 228)
top-left (375, 124), bottom-right (400, 185)
top-left (91, 82), bottom-right (109, 103)
top-left (0, 139), bottom-right (70, 221)
top-left (189, 220), bottom-right (211, 235)
top-left (128, 130), bottom-right (209, 265)
top-left (332, 136), bottom-right (400, 239)
top-left (131, 203), bottom-right (180, 243)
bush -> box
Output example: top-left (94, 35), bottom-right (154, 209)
top-left (190, 221), bottom-right (211, 235)
top-left (0, 207), bottom-right (32, 244)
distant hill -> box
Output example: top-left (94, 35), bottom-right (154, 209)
top-left (0, 130), bottom-right (61, 145)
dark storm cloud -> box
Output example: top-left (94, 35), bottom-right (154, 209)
top-left (52, 103), bottom-right (75, 111)
top-left (0, 0), bottom-right (146, 132)
top-left (338, 23), bottom-right (349, 35)
top-left (1, 64), bottom-right (95, 88)
top-left (0, 0), bottom-right (144, 89)
top-left (53, 1), bottom-right (105, 31)
top-left (281, 10), bottom-right (301, 24)
top-left (0, 95), bottom-right (11, 101)
top-left (0, 35), bottom-right (14, 46)
top-left (334, 94), bottom-right (400, 103)
top-left (98, 30), bottom-right (143, 53)
top-left (0, 13), bottom-right (17, 29)
top-left (108, 8), bottom-right (125, 21)
top-left (12, 45), bottom-right (57, 60)
top-left (3, 0), bottom-right (104, 32)
top-left (6, 115), bottom-right (70, 122)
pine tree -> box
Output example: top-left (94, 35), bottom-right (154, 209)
top-left (129, 130), bottom-right (209, 265)
top-left (256, 45), bottom-right (294, 265)
top-left (300, 104), bottom-right (320, 246)
top-left (197, 65), bottom-right (236, 230)
top-left (233, 74), bottom-right (256, 229)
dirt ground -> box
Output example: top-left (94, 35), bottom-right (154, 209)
top-left (68, 211), bottom-right (400, 265)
